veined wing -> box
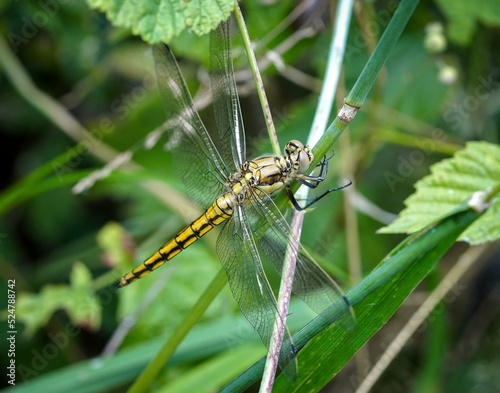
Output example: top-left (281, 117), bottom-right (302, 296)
top-left (217, 204), bottom-right (298, 381)
top-left (247, 190), bottom-right (355, 329)
top-left (210, 19), bottom-right (246, 170)
top-left (153, 44), bottom-right (229, 208)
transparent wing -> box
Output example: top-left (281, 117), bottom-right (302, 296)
top-left (153, 44), bottom-right (229, 208)
top-left (247, 190), bottom-right (355, 329)
top-left (210, 19), bottom-right (246, 170)
top-left (217, 205), bottom-right (298, 381)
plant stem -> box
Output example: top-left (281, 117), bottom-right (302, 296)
top-left (313, 0), bottom-right (421, 162)
top-left (261, 0), bottom-right (355, 390)
top-left (234, 2), bottom-right (280, 156)
top-left (127, 269), bottom-right (227, 393)
top-left (224, 0), bottom-right (422, 390)
top-left (0, 35), bottom-right (121, 164)
top-left (355, 244), bottom-right (491, 393)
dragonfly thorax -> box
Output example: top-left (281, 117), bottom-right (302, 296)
top-left (231, 156), bottom-right (288, 199)
top-left (227, 140), bottom-right (313, 202)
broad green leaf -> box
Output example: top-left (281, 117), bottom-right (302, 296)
top-left (86, 0), bottom-right (235, 43)
top-left (379, 141), bottom-right (500, 245)
top-left (15, 262), bottom-right (101, 336)
top-left (435, 0), bottom-right (500, 45)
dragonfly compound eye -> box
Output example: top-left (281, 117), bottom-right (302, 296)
top-left (285, 140), bottom-right (303, 156)
top-left (297, 148), bottom-right (312, 173)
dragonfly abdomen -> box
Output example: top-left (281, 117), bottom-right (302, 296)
top-left (116, 194), bottom-right (234, 288)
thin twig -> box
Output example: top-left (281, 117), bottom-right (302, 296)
top-left (354, 244), bottom-right (492, 393)
top-left (353, 191), bottom-right (397, 224)
top-left (0, 34), bottom-right (200, 222)
top-left (235, 26), bottom-right (323, 92)
top-left (260, 1), bottom-right (355, 391)
top-left (0, 35), bottom-right (123, 165)
top-left (255, 0), bottom-right (317, 51)
top-left (234, 3), bottom-right (280, 156)
top-left (341, 132), bottom-right (362, 286)
top-left (101, 266), bottom-right (174, 356)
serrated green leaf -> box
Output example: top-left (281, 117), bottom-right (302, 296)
top-left (17, 286), bottom-right (66, 337)
top-left (379, 141), bottom-right (500, 245)
top-left (86, 0), bottom-right (235, 43)
top-left (435, 0), bottom-right (500, 45)
top-left (17, 263), bottom-right (101, 336)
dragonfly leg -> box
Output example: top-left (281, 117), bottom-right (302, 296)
top-left (296, 150), bottom-right (337, 189)
top-left (286, 179), bottom-right (352, 211)
top-left (288, 150), bottom-right (353, 210)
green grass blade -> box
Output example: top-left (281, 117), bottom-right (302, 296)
top-left (1, 303), bottom-right (322, 393)
top-left (313, 0), bottom-right (420, 162)
top-left (156, 344), bottom-right (265, 393)
top-left (126, 269), bottom-right (227, 393)
top-left (221, 197), bottom-right (486, 392)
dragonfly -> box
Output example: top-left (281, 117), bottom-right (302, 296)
top-left (116, 18), bottom-right (353, 380)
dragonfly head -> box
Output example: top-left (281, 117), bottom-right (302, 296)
top-left (285, 140), bottom-right (314, 174)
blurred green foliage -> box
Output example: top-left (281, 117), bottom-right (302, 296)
top-left (1, 0), bottom-right (499, 392)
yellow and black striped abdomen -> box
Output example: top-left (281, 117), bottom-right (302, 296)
top-left (116, 194), bottom-right (234, 288)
